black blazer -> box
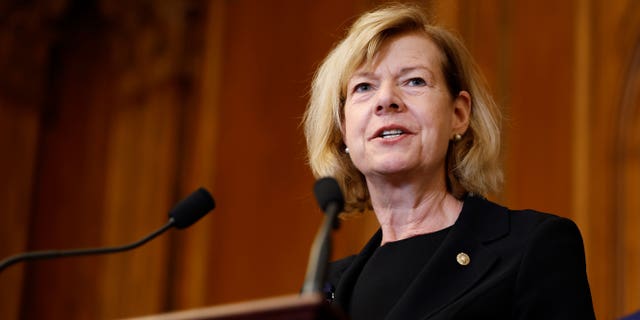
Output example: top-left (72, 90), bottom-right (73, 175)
top-left (325, 196), bottom-right (595, 319)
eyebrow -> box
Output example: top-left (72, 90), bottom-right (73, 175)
top-left (350, 71), bottom-right (374, 79)
top-left (350, 65), bottom-right (436, 80)
top-left (399, 66), bottom-right (436, 78)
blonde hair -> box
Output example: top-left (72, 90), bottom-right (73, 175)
top-left (303, 3), bottom-right (502, 214)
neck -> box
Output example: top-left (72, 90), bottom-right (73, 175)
top-left (367, 176), bottom-right (463, 246)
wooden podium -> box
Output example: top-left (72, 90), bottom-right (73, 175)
top-left (124, 293), bottom-right (347, 320)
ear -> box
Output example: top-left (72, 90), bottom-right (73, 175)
top-left (451, 90), bottom-right (471, 135)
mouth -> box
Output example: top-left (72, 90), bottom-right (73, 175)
top-left (379, 129), bottom-right (405, 139)
top-left (371, 126), bottom-right (412, 140)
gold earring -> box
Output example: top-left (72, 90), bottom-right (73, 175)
top-left (453, 134), bottom-right (462, 142)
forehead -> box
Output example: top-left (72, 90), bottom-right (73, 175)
top-left (359, 32), bottom-right (445, 74)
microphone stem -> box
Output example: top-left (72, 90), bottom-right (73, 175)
top-left (301, 202), bottom-right (340, 295)
top-left (0, 218), bottom-right (175, 273)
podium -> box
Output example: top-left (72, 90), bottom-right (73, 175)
top-left (124, 293), bottom-right (347, 320)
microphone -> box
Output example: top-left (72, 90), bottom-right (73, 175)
top-left (301, 177), bottom-right (344, 295)
top-left (0, 187), bottom-right (215, 273)
top-left (169, 187), bottom-right (216, 229)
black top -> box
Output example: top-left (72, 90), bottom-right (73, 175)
top-left (349, 227), bottom-right (450, 320)
top-left (325, 195), bottom-right (595, 319)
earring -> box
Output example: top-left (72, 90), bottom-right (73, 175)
top-left (345, 147), bottom-right (350, 154)
top-left (453, 133), bottom-right (462, 142)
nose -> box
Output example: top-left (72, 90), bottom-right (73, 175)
top-left (375, 82), bottom-right (404, 114)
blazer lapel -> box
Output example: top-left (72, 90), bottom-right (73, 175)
top-left (333, 229), bottom-right (382, 311)
top-left (386, 196), bottom-right (510, 319)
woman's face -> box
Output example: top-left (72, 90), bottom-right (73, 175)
top-left (342, 32), bottom-right (470, 181)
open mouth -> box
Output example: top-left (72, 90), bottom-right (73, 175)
top-left (379, 129), bottom-right (405, 139)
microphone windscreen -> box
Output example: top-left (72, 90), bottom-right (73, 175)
top-left (313, 177), bottom-right (344, 213)
top-left (169, 188), bottom-right (215, 229)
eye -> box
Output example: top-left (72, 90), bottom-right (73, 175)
top-left (353, 82), bottom-right (372, 93)
top-left (406, 77), bottom-right (426, 86)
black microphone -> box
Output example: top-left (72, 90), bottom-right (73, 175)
top-left (0, 187), bottom-right (215, 273)
top-left (170, 187), bottom-right (215, 229)
top-left (301, 177), bottom-right (344, 295)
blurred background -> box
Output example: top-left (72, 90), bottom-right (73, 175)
top-left (0, 0), bottom-right (638, 319)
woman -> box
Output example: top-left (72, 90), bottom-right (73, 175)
top-left (302, 3), bottom-right (595, 320)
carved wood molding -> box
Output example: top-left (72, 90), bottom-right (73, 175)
top-left (0, 0), bottom-right (68, 105)
top-left (97, 0), bottom-right (207, 99)
top-left (0, 0), bottom-right (207, 106)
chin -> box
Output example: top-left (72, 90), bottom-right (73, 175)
top-left (355, 152), bottom-right (419, 174)
top-left (369, 162), bottom-right (416, 176)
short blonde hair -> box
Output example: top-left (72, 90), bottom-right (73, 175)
top-left (303, 3), bottom-right (502, 214)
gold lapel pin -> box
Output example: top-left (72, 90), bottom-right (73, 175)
top-left (456, 252), bottom-right (470, 266)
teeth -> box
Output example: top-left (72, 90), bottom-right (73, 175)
top-left (380, 129), bottom-right (404, 138)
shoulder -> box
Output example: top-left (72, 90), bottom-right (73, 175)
top-left (463, 196), bottom-right (588, 270)
top-left (508, 208), bottom-right (587, 268)
top-left (466, 195), bottom-right (582, 243)
top-left (506, 206), bottom-right (584, 247)
top-left (469, 197), bottom-right (594, 317)
top-left (467, 196), bottom-right (587, 272)
top-left (510, 214), bottom-right (594, 317)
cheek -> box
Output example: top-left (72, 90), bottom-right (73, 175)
top-left (342, 107), bottom-right (365, 144)
top-left (421, 100), bottom-right (455, 129)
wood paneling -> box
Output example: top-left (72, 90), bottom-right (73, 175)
top-left (0, 99), bottom-right (41, 320)
top-left (1, 0), bottom-right (638, 319)
top-left (0, 1), bottom-right (208, 319)
top-left (199, 0), bottom-right (365, 305)
top-left (503, 0), bottom-right (574, 216)
top-left (21, 16), bottom-right (112, 317)
top-left (166, 0), bottom-right (225, 311)
top-left (589, 0), bottom-right (640, 317)
top-left (612, 1), bottom-right (640, 315)
top-left (0, 2), bottom-right (60, 318)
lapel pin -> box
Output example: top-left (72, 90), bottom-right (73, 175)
top-left (456, 252), bottom-right (470, 266)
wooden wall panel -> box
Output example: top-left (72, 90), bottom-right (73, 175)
top-left (167, 0), bottom-right (225, 311)
top-left (502, 0), bottom-right (575, 216)
top-left (585, 0), bottom-right (617, 317)
top-left (20, 17), bottom-right (113, 318)
top-left (0, 101), bottom-right (41, 320)
top-left (617, 63), bottom-right (640, 315)
top-left (609, 1), bottom-right (640, 316)
top-left (0, 2), bottom-right (59, 319)
top-left (199, 0), bottom-right (368, 305)
top-left (1, 1), bottom-right (208, 319)
top-left (1, 0), bottom-right (639, 319)
top-left (589, 0), bottom-right (640, 317)
top-left (99, 84), bottom-right (183, 319)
